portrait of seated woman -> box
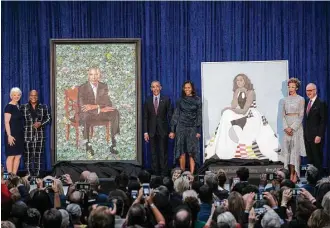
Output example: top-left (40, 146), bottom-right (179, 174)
top-left (204, 73), bottom-right (279, 162)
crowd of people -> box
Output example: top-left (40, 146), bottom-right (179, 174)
top-left (2, 164), bottom-right (330, 228)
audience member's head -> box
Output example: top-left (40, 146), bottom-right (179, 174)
top-left (66, 204), bottom-right (82, 223)
top-left (280, 179), bottom-right (295, 189)
top-left (108, 189), bottom-right (128, 217)
top-left (227, 191), bottom-right (245, 224)
top-left (24, 208), bottom-right (41, 227)
top-left (115, 172), bottom-right (129, 191)
top-left (173, 206), bottom-right (192, 228)
top-left (308, 209), bottom-right (330, 228)
top-left (236, 167), bottom-right (249, 182)
top-left (154, 186), bottom-right (170, 209)
top-left (217, 169), bottom-right (227, 187)
top-left (321, 191), bottom-right (330, 216)
top-left (316, 182), bottom-right (330, 207)
top-left (278, 168), bottom-right (290, 180)
top-left (183, 196), bottom-right (200, 223)
top-left (162, 176), bottom-right (174, 193)
top-left (182, 190), bottom-right (199, 202)
top-left (69, 191), bottom-right (83, 204)
top-left (204, 172), bottom-right (218, 191)
top-left (191, 180), bottom-right (203, 194)
top-left (87, 172), bottom-right (100, 191)
top-left (174, 176), bottom-right (190, 194)
top-left (217, 211), bottom-right (237, 228)
top-left (11, 201), bottom-right (28, 219)
top-left (150, 176), bottom-right (163, 189)
top-left (261, 209), bottom-right (281, 228)
top-left (126, 204), bottom-right (147, 226)
top-left (1, 221), bottom-right (15, 228)
top-left (198, 185), bottom-right (213, 204)
top-left (138, 170), bottom-right (151, 184)
top-left (10, 187), bottom-right (21, 203)
top-left (295, 195), bottom-right (317, 222)
top-left (306, 165), bottom-right (319, 185)
top-left (58, 209), bottom-right (70, 228)
top-left (88, 206), bottom-right (115, 228)
top-left (42, 209), bottom-right (62, 228)
top-left (30, 190), bottom-right (52, 216)
top-left (171, 168), bottom-right (183, 183)
top-left (79, 171), bottom-right (91, 182)
top-left (242, 184), bottom-right (259, 195)
top-left (232, 181), bottom-right (248, 195)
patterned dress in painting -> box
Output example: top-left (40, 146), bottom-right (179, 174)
top-left (205, 90), bottom-right (279, 161)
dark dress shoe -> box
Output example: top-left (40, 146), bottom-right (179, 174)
top-left (110, 146), bottom-right (118, 154)
top-left (86, 143), bottom-right (94, 156)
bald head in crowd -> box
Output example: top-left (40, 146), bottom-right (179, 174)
top-left (80, 171), bottom-right (91, 182)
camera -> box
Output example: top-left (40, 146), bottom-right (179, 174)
top-left (131, 190), bottom-right (138, 199)
top-left (232, 177), bottom-right (240, 185)
top-left (142, 183), bottom-right (150, 196)
top-left (266, 173), bottom-right (275, 181)
top-left (43, 179), bottom-right (53, 188)
top-left (76, 182), bottom-right (91, 191)
top-left (254, 207), bottom-right (267, 215)
top-left (198, 175), bottom-right (204, 183)
top-left (3, 172), bottom-right (9, 180)
top-left (291, 188), bottom-right (301, 196)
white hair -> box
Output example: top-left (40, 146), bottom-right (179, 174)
top-left (10, 87), bottom-right (22, 97)
top-left (174, 176), bottom-right (190, 194)
top-left (150, 80), bottom-right (161, 87)
top-left (87, 172), bottom-right (99, 187)
top-left (182, 190), bottom-right (199, 201)
top-left (261, 210), bottom-right (281, 228)
top-left (321, 191), bottom-right (330, 216)
top-left (217, 212), bottom-right (237, 228)
top-left (59, 209), bottom-right (70, 228)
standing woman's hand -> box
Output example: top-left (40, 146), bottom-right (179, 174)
top-left (196, 133), bottom-right (201, 139)
top-left (8, 135), bottom-right (16, 146)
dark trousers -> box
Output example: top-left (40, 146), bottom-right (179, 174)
top-left (150, 133), bottom-right (168, 176)
top-left (82, 110), bottom-right (120, 144)
top-left (305, 139), bottom-right (324, 177)
top-left (24, 140), bottom-right (44, 176)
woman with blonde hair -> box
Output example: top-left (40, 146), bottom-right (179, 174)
top-left (282, 78), bottom-right (306, 182)
top-left (4, 87), bottom-right (24, 174)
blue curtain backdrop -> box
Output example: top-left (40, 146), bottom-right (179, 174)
top-left (2, 1), bottom-right (330, 171)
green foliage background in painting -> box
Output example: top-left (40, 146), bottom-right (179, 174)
top-left (55, 43), bottom-right (137, 161)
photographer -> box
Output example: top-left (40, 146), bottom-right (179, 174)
top-left (124, 188), bottom-right (166, 227)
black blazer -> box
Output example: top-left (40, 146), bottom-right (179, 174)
top-left (304, 97), bottom-right (327, 141)
top-left (143, 95), bottom-right (172, 137)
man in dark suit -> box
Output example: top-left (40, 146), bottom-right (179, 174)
top-left (21, 90), bottom-right (51, 176)
top-left (78, 67), bottom-right (120, 155)
top-left (144, 81), bottom-right (172, 176)
top-left (304, 83), bottom-right (327, 177)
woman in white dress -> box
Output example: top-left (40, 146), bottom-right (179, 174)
top-left (205, 73), bottom-right (279, 161)
top-left (282, 78), bottom-right (306, 183)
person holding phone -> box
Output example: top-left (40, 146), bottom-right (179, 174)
top-left (169, 80), bottom-right (202, 174)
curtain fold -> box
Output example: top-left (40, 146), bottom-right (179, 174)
top-left (2, 1), bottom-right (329, 171)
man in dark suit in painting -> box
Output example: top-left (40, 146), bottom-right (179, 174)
top-left (78, 67), bottom-right (120, 155)
top-left (144, 81), bottom-right (172, 176)
top-left (304, 83), bottom-right (327, 177)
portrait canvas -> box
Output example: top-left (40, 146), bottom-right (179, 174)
top-left (50, 39), bottom-right (141, 164)
top-left (202, 61), bottom-right (288, 161)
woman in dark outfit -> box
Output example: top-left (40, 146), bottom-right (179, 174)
top-left (4, 87), bottom-right (24, 174)
top-left (169, 81), bottom-right (202, 174)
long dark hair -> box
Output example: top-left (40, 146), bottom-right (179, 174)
top-left (181, 80), bottom-right (196, 97)
top-left (232, 73), bottom-right (254, 92)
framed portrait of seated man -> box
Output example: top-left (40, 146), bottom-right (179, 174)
top-left (50, 39), bottom-right (141, 165)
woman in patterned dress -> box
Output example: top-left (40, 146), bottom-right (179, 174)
top-left (205, 73), bottom-right (279, 161)
top-left (169, 81), bottom-right (202, 174)
top-left (282, 78), bottom-right (306, 183)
